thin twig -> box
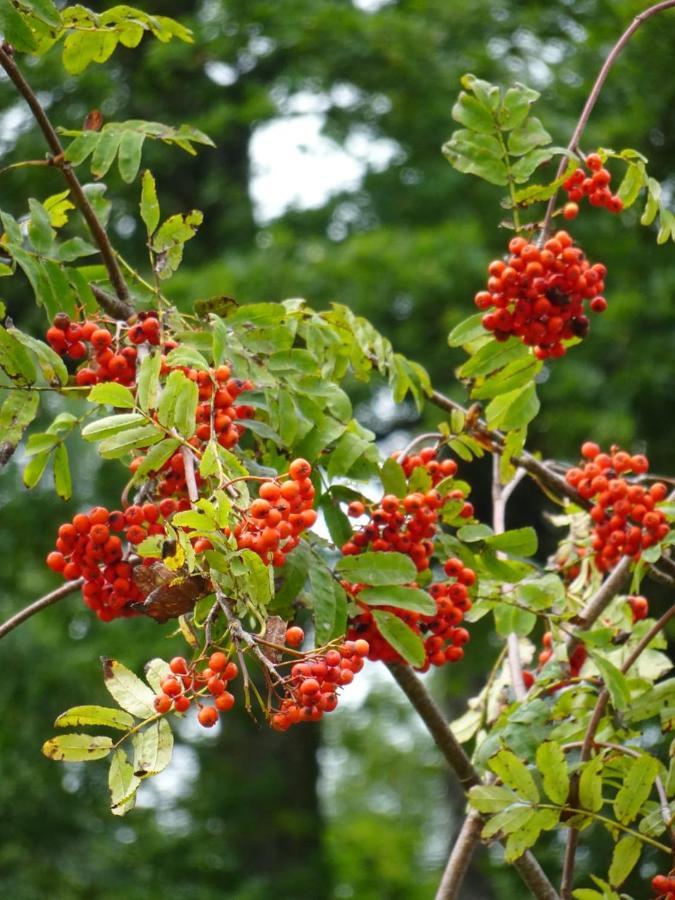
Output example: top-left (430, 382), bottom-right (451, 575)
top-left (181, 446), bottom-right (200, 504)
top-left (540, 0), bottom-right (675, 240)
top-left (0, 579), bottom-right (82, 639)
top-left (398, 431), bottom-right (443, 462)
top-left (388, 663), bottom-right (560, 899)
top-left (0, 44), bottom-right (133, 317)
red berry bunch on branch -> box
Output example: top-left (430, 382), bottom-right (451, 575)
top-left (652, 874), bottom-right (675, 899)
top-left (234, 459), bottom-right (318, 566)
top-left (562, 153), bottom-right (624, 218)
top-left (566, 442), bottom-right (669, 572)
top-left (475, 230), bottom-right (608, 359)
top-left (47, 504), bottom-right (169, 620)
top-left (270, 638), bottom-right (369, 731)
top-left (46, 311), bottom-right (162, 386)
top-left (154, 652), bottom-right (238, 727)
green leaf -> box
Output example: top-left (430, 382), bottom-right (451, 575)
top-left (88, 382), bottom-right (136, 409)
top-left (24, 432), bottom-right (59, 456)
top-left (459, 337), bottom-right (528, 379)
top-left (613, 755), bottom-right (660, 825)
top-left (486, 383), bottom-right (539, 431)
top-left (173, 377), bottom-right (198, 437)
top-left (468, 784), bottom-right (519, 814)
top-left (0, 325), bottom-right (38, 386)
top-left (98, 424), bottom-right (164, 458)
top-left (320, 497), bottom-right (352, 548)
top-left (157, 369), bottom-right (188, 429)
top-left (327, 431), bottom-right (370, 479)
top-left (381, 457), bottom-right (408, 498)
top-left (53, 443), bottom-right (72, 500)
top-left (452, 92), bottom-right (497, 134)
top-left (133, 438), bottom-right (181, 480)
top-left (136, 350), bottom-right (162, 412)
top-left (165, 345), bottom-right (210, 371)
top-left (503, 808), bottom-right (558, 862)
top-left (578, 755), bottom-right (604, 812)
top-left (54, 705), bottom-right (136, 731)
top-left (117, 130), bottom-right (146, 183)
top-left (507, 117), bottom-right (551, 155)
top-left (481, 803), bottom-right (535, 839)
top-left (517, 575), bottom-right (565, 611)
top-left (22, 449), bottom-right (51, 488)
top-left (498, 84), bottom-right (540, 130)
top-left (457, 523), bottom-right (493, 542)
top-left (91, 130), bottom-right (122, 179)
top-left (0, 1), bottom-right (39, 51)
top-left (358, 585), bottom-right (436, 615)
top-left (82, 412), bottom-right (146, 440)
top-left (494, 603), bottom-right (536, 638)
top-left (56, 237), bottom-right (98, 261)
top-left (64, 131), bottom-right (99, 165)
top-left (144, 658), bottom-right (172, 694)
top-left (536, 742), bottom-right (569, 805)
top-left (309, 564), bottom-right (338, 645)
top-left (28, 198), bottom-right (56, 253)
top-left (589, 652), bottom-right (631, 711)
top-left (608, 835), bottom-right (641, 887)
top-left (486, 527), bottom-right (538, 557)
top-left (102, 658), bottom-right (156, 718)
top-left (239, 549), bottom-right (273, 608)
top-left (132, 719), bottom-right (173, 777)
top-left (443, 130), bottom-right (508, 186)
top-left (42, 733), bottom-right (114, 762)
top-left (511, 147), bottom-right (556, 182)
top-left (109, 749), bottom-right (140, 816)
top-left (472, 356), bottom-right (541, 401)
top-left (336, 551), bottom-right (417, 586)
top-left (140, 169), bottom-right (160, 236)
top-left (617, 161), bottom-right (646, 209)
top-left (448, 313), bottom-right (487, 348)
top-left (152, 210), bottom-right (203, 279)
top-left (488, 749), bottom-right (539, 803)
top-left (0, 390), bottom-right (39, 466)
top-left (372, 610), bottom-right (426, 667)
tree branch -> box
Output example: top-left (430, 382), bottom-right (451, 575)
top-left (0, 44), bottom-right (133, 318)
top-left (540, 0), bottom-right (675, 239)
top-left (388, 664), bottom-right (560, 899)
top-left (0, 578), bottom-right (82, 639)
top-left (435, 810), bottom-right (483, 900)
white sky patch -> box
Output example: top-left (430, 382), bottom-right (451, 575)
top-left (249, 114), bottom-right (400, 223)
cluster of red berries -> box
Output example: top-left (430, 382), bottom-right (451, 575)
top-left (346, 557), bottom-right (474, 671)
top-left (565, 443), bottom-right (668, 572)
top-left (234, 459), bottom-right (318, 566)
top-left (46, 504), bottom-right (171, 621)
top-left (270, 638), bottom-right (369, 731)
top-left (153, 652), bottom-right (238, 727)
top-left (561, 153), bottom-right (624, 220)
top-left (475, 231), bottom-right (608, 359)
top-left (341, 449), bottom-right (472, 571)
top-left (652, 874), bottom-right (675, 898)
top-left (46, 311), bottom-right (163, 386)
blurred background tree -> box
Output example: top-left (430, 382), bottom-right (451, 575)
top-left (0, 1), bottom-right (673, 897)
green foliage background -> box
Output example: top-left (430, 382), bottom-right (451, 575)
top-left (0, 1), bottom-right (673, 897)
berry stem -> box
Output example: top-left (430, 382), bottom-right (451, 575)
top-left (0, 44), bottom-right (133, 318)
top-left (540, 0), bottom-right (675, 240)
top-left (0, 578), bottom-right (83, 640)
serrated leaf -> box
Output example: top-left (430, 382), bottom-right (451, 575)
top-left (53, 443), bottom-right (72, 500)
top-left (91, 130), bottom-right (122, 178)
top-left (488, 749), bottom-right (539, 803)
top-left (503, 808), bottom-right (558, 862)
top-left (55, 705), bottom-right (135, 731)
top-left (327, 431), bottom-right (370, 479)
top-left (358, 585), bottom-right (436, 615)
top-left (372, 610), bottom-right (425, 667)
top-left (590, 652), bottom-right (631, 711)
top-left (98, 424), bottom-right (164, 458)
top-left (336, 551), bottom-right (417, 586)
top-left (617, 161), bottom-right (646, 209)
top-left (118, 130), bottom-right (146, 183)
top-left (498, 84), bottom-right (540, 130)
top-left (28, 198), bottom-right (55, 253)
top-left (459, 337), bottom-right (528, 379)
top-left (0, 390), bottom-right (39, 467)
top-left (613, 755), bottom-right (660, 825)
top-left (132, 437), bottom-right (180, 480)
top-left (452, 92), bottom-right (497, 134)
top-left (481, 803), bottom-right (534, 839)
top-left (157, 369), bottom-right (188, 429)
top-left (136, 350), bottom-right (161, 412)
top-left (608, 835), bottom-right (641, 887)
top-left (173, 377), bottom-right (198, 437)
top-left (22, 448), bottom-right (51, 487)
top-left (320, 497), bottom-right (352, 548)
top-left (102, 658), bottom-right (156, 717)
top-left (82, 412), bottom-right (146, 440)
top-left (132, 718), bottom-right (173, 777)
top-left (579, 755), bottom-right (604, 812)
top-left (507, 117), bottom-right (551, 156)
top-left (511, 147), bottom-right (556, 182)
top-left (0, 325), bottom-right (38, 386)
top-left (448, 313), bottom-right (487, 348)
top-left (42, 733), bottom-right (114, 762)
top-left (144, 658), bottom-right (172, 695)
top-left (468, 784), bottom-right (519, 814)
top-left (309, 564), bottom-right (338, 645)
top-left (486, 382), bottom-right (539, 431)
top-left (109, 749), bottom-right (140, 815)
top-left (486, 527), bottom-right (537, 556)
top-left (443, 130), bottom-right (508, 186)
top-left (536, 742), bottom-right (569, 805)
top-left (239, 549), bottom-right (273, 608)
top-left (140, 169), bottom-right (160, 236)
top-left (457, 523), bottom-right (493, 542)
top-left (88, 382), bottom-right (136, 409)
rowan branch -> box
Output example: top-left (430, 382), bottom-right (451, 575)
top-left (540, 0), bottom-right (675, 239)
top-left (0, 578), bottom-right (82, 640)
top-left (0, 44), bottom-right (133, 318)
top-left (435, 809), bottom-right (483, 900)
top-left (388, 663), bottom-right (560, 900)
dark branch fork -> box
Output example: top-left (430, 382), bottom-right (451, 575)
top-left (0, 43), bottom-right (133, 319)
